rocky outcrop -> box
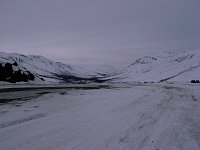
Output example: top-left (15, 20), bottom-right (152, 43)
top-left (0, 62), bottom-right (35, 83)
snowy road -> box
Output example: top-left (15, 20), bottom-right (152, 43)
top-left (0, 83), bottom-right (200, 150)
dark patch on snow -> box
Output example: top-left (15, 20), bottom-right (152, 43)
top-left (191, 80), bottom-right (200, 84)
top-left (0, 113), bottom-right (46, 129)
top-left (0, 95), bottom-right (41, 104)
top-left (53, 73), bottom-right (109, 83)
top-left (191, 95), bottom-right (197, 101)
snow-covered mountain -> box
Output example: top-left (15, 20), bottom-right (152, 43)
top-left (0, 52), bottom-right (106, 84)
top-left (1, 49), bottom-right (200, 84)
top-left (107, 49), bottom-right (200, 83)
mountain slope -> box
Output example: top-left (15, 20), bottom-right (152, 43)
top-left (0, 52), bottom-right (105, 84)
top-left (1, 49), bottom-right (200, 84)
top-left (107, 49), bottom-right (200, 83)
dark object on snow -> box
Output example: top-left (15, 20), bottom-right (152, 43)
top-left (191, 80), bottom-right (200, 83)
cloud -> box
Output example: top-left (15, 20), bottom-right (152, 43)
top-left (0, 0), bottom-right (200, 64)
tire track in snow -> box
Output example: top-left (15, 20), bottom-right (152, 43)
top-left (0, 113), bottom-right (46, 129)
top-left (106, 85), bottom-right (200, 150)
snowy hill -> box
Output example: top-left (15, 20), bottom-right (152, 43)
top-left (0, 52), bottom-right (105, 84)
top-left (107, 49), bottom-right (200, 83)
top-left (1, 49), bottom-right (200, 84)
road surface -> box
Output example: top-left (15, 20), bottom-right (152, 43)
top-left (0, 83), bottom-right (200, 150)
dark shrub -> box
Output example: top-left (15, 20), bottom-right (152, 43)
top-left (27, 73), bottom-right (35, 81)
top-left (4, 63), bottom-right (13, 77)
top-left (191, 80), bottom-right (196, 83)
top-left (0, 63), bottom-right (35, 83)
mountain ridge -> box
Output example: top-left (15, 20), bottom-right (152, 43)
top-left (106, 49), bottom-right (200, 83)
top-left (0, 52), bottom-right (106, 84)
top-left (0, 49), bottom-right (200, 84)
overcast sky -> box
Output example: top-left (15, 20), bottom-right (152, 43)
top-left (0, 0), bottom-right (200, 64)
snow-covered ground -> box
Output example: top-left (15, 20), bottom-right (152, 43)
top-left (0, 83), bottom-right (200, 150)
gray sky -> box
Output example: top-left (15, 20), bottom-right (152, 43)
top-left (0, 0), bottom-right (200, 64)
